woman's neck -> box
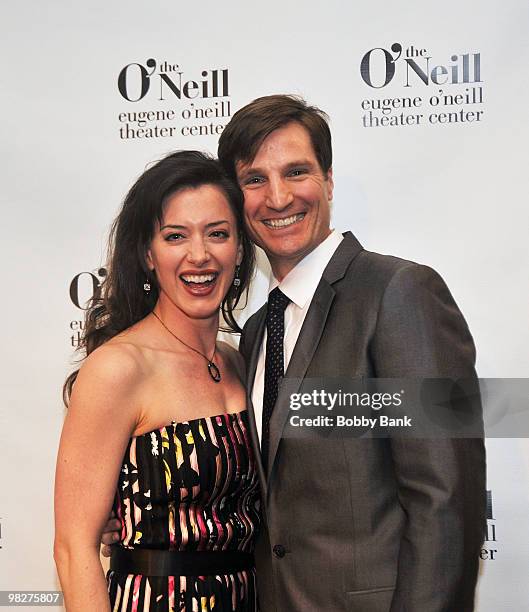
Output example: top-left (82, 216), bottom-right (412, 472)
top-left (152, 297), bottom-right (219, 357)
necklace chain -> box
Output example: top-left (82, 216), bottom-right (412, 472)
top-left (151, 311), bottom-right (221, 382)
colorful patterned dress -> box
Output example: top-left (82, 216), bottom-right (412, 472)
top-left (107, 410), bottom-right (261, 612)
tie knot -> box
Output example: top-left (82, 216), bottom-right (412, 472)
top-left (267, 287), bottom-right (291, 313)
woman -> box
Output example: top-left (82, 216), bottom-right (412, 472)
top-left (54, 151), bottom-right (259, 612)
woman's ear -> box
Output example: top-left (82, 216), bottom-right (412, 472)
top-left (145, 248), bottom-right (154, 272)
top-left (236, 242), bottom-right (243, 267)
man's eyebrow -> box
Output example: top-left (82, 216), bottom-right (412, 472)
top-left (283, 159), bottom-right (313, 170)
top-left (160, 220), bottom-right (229, 231)
top-left (236, 165), bottom-right (263, 179)
top-left (237, 159), bottom-right (314, 179)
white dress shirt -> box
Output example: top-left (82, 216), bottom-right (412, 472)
top-left (251, 230), bottom-right (344, 442)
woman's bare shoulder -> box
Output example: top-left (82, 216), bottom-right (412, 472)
top-left (71, 338), bottom-right (148, 413)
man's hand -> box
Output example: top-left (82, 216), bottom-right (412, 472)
top-left (100, 512), bottom-right (122, 558)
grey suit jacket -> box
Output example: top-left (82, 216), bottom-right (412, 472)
top-left (239, 232), bottom-right (486, 612)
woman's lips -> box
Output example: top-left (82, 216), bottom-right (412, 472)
top-left (179, 272), bottom-right (218, 296)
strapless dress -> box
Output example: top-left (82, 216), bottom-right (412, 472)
top-left (107, 409), bottom-right (260, 611)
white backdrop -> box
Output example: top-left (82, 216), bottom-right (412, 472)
top-left (1, 1), bottom-right (528, 609)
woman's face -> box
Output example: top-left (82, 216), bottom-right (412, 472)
top-left (147, 184), bottom-right (242, 321)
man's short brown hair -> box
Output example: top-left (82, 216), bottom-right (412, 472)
top-left (218, 94), bottom-right (332, 179)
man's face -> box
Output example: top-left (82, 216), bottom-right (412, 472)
top-left (235, 122), bottom-right (333, 280)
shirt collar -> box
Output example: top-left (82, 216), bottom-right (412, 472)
top-left (268, 230), bottom-right (344, 309)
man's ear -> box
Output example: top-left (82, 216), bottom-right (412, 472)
top-left (326, 167), bottom-right (334, 201)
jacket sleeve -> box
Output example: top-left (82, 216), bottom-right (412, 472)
top-left (371, 263), bottom-right (487, 612)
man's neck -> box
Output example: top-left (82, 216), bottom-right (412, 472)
top-left (270, 259), bottom-right (300, 283)
top-left (269, 230), bottom-right (333, 282)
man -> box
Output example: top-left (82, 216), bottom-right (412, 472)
top-left (104, 95), bottom-right (486, 611)
top-left (217, 95), bottom-right (486, 611)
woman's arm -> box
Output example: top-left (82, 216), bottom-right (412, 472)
top-left (54, 345), bottom-right (141, 612)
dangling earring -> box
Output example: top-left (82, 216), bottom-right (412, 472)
top-left (143, 279), bottom-right (151, 293)
top-left (233, 265), bottom-right (241, 287)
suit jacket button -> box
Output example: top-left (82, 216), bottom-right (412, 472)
top-left (273, 544), bottom-right (286, 558)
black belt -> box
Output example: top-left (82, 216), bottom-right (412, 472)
top-left (110, 547), bottom-right (254, 577)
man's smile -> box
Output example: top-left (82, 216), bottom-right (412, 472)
top-left (262, 213), bottom-right (306, 229)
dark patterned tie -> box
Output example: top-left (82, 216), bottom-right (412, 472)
top-left (262, 287), bottom-right (291, 469)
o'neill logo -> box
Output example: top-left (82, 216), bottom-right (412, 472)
top-left (116, 58), bottom-right (232, 140)
top-left (359, 43), bottom-right (484, 129)
top-left (480, 490), bottom-right (498, 561)
top-left (118, 59), bottom-right (229, 102)
top-left (360, 43), bottom-right (481, 89)
top-left (68, 268), bottom-right (107, 347)
top-left (69, 269), bottom-right (106, 310)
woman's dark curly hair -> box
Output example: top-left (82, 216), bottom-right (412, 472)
top-left (63, 150), bottom-right (255, 404)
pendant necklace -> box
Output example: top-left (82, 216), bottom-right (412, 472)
top-left (151, 311), bottom-right (221, 383)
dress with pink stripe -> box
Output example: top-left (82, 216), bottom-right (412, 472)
top-left (107, 410), bottom-right (260, 612)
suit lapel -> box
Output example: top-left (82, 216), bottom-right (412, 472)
top-left (243, 306), bottom-right (268, 490)
top-left (266, 281), bottom-right (335, 483)
top-left (266, 232), bottom-right (364, 484)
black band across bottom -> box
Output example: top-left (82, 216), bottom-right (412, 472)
top-left (110, 547), bottom-right (255, 577)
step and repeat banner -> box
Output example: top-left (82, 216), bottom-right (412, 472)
top-left (2, 1), bottom-right (528, 609)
